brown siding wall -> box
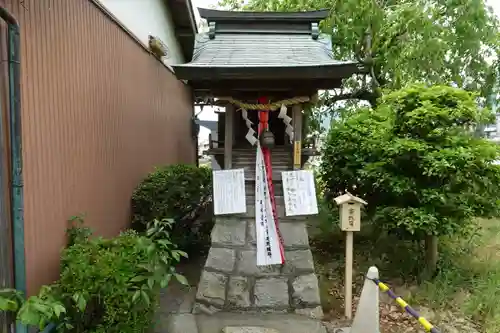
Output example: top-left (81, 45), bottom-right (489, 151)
top-left (0, 0), bottom-right (195, 294)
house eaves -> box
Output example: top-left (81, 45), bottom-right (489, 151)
top-left (165, 0), bottom-right (198, 61)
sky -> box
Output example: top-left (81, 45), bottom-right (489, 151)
top-left (192, 0), bottom-right (221, 145)
top-left (191, 0), bottom-right (500, 143)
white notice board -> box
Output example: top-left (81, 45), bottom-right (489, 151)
top-left (213, 169), bottom-right (247, 215)
top-left (282, 170), bottom-right (318, 216)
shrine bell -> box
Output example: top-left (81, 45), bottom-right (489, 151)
top-left (334, 192), bottom-right (367, 232)
top-left (259, 128), bottom-right (275, 149)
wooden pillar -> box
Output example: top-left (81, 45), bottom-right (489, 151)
top-left (292, 104), bottom-right (302, 170)
top-left (224, 104), bottom-right (234, 169)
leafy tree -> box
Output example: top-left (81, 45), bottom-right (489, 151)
top-left (219, 0), bottom-right (500, 114)
top-left (320, 84), bottom-right (500, 273)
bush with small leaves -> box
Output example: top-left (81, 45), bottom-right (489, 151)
top-left (131, 164), bottom-right (213, 254)
top-left (0, 218), bottom-right (187, 332)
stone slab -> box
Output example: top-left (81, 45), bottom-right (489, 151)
top-left (295, 305), bottom-right (323, 319)
top-left (196, 271), bottom-right (227, 306)
top-left (280, 223), bottom-right (310, 249)
top-left (283, 250), bottom-right (314, 274)
top-left (227, 276), bottom-right (251, 308)
top-left (196, 313), bottom-right (327, 333)
top-left (254, 278), bottom-right (289, 307)
top-left (222, 327), bottom-right (280, 333)
top-left (193, 303), bottom-right (222, 315)
top-left (237, 250), bottom-right (281, 276)
top-left (242, 205), bottom-right (286, 218)
top-left (161, 312), bottom-right (350, 333)
top-left (206, 247), bottom-right (236, 273)
top-left (212, 219), bottom-right (246, 247)
top-left (163, 313), bottom-right (198, 333)
top-left (292, 274), bottom-right (321, 306)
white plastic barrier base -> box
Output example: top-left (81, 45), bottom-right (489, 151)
top-left (350, 266), bottom-right (380, 333)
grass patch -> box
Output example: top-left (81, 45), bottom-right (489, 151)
top-left (417, 218), bottom-right (500, 332)
top-left (311, 217), bottom-right (500, 332)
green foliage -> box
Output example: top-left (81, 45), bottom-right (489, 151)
top-left (59, 219), bottom-right (187, 332)
top-left (0, 289), bottom-right (22, 312)
top-left (414, 218), bottom-right (500, 332)
top-left (66, 214), bottom-right (91, 247)
top-left (219, 0), bottom-right (499, 105)
top-left (312, 217), bottom-right (500, 331)
top-left (0, 219), bottom-right (187, 332)
top-left (0, 286), bottom-right (69, 331)
top-left (131, 164), bottom-right (213, 253)
top-left (320, 84), bottom-right (500, 238)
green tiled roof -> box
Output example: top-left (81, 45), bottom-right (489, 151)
top-left (183, 33), bottom-right (356, 68)
top-left (172, 8), bottom-right (364, 89)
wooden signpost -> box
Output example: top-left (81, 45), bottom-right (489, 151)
top-left (334, 192), bottom-right (368, 319)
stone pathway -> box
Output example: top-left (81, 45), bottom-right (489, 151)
top-left (153, 257), bottom-right (203, 332)
top-left (152, 257), bottom-right (351, 333)
top-left (163, 311), bottom-right (351, 333)
top-left (196, 313), bottom-right (329, 333)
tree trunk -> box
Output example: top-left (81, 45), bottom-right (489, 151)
top-left (424, 234), bottom-right (438, 279)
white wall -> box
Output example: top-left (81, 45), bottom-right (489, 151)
top-left (99, 0), bottom-right (185, 64)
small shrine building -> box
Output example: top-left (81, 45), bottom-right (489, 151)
top-left (173, 7), bottom-right (365, 318)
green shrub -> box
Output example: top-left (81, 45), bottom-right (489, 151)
top-left (320, 84), bottom-right (500, 239)
top-left (131, 164), bottom-right (213, 254)
top-left (0, 285), bottom-right (67, 331)
top-left (0, 219), bottom-right (187, 332)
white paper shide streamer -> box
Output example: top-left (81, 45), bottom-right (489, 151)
top-left (240, 108), bottom-right (258, 146)
top-left (255, 143), bottom-right (282, 266)
top-left (278, 104), bottom-right (294, 143)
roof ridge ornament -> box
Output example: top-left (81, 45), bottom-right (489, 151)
top-left (311, 23), bottom-right (319, 40)
top-left (208, 22), bottom-right (216, 39)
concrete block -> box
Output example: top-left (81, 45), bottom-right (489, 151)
top-left (205, 247), bottom-right (236, 273)
top-left (196, 271), bottom-right (227, 306)
top-left (227, 276), bottom-right (251, 307)
top-left (292, 274), bottom-right (321, 306)
top-left (212, 219), bottom-right (246, 247)
top-left (254, 278), bottom-right (289, 307)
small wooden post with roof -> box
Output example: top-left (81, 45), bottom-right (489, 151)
top-left (173, 8), bottom-right (365, 320)
top-left (334, 192), bottom-right (368, 319)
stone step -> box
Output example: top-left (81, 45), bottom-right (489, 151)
top-left (233, 160), bottom-right (292, 169)
top-left (238, 203), bottom-right (286, 218)
top-left (237, 169), bottom-right (292, 179)
top-left (245, 195), bottom-right (285, 203)
top-left (245, 182), bottom-right (284, 196)
top-left (232, 147), bottom-right (292, 154)
top-left (244, 171), bottom-right (284, 181)
top-left (222, 327), bottom-right (279, 333)
top-left (232, 160), bottom-right (293, 170)
top-left (233, 160), bottom-right (291, 168)
top-left (163, 312), bottom-right (349, 333)
top-left (237, 204), bottom-right (310, 220)
top-left (233, 156), bottom-right (292, 163)
top-left (233, 149), bottom-right (292, 156)
top-left (244, 191), bottom-right (285, 203)
top-left (233, 150), bottom-right (293, 158)
top-left (195, 313), bottom-right (328, 333)
top-left (233, 149), bottom-right (292, 154)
